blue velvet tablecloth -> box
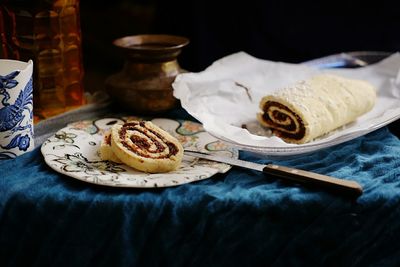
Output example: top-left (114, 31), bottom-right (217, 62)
top-left (1, 106), bottom-right (400, 267)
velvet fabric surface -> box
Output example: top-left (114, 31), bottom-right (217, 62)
top-left (1, 119), bottom-right (400, 266)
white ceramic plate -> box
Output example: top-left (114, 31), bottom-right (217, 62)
top-left (41, 117), bottom-right (238, 188)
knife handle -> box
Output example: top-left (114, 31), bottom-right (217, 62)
top-left (263, 164), bottom-right (363, 197)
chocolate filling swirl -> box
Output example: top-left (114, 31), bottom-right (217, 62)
top-left (119, 122), bottom-right (178, 158)
top-left (262, 101), bottom-right (306, 140)
top-left (104, 133), bottom-right (112, 145)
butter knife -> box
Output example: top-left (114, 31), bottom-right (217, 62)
top-left (185, 150), bottom-right (363, 197)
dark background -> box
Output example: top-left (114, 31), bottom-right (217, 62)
top-left (80, 0), bottom-right (400, 135)
top-left (80, 0), bottom-right (400, 81)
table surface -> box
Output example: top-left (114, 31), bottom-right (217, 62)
top-left (1, 101), bottom-right (400, 267)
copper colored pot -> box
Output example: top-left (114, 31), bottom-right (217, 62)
top-left (105, 34), bottom-right (189, 114)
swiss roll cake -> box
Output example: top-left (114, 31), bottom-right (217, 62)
top-left (99, 130), bottom-right (122, 163)
top-left (110, 121), bottom-right (183, 173)
top-left (257, 74), bottom-right (376, 144)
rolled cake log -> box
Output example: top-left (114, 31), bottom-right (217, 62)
top-left (111, 121), bottom-right (183, 173)
top-left (99, 130), bottom-right (122, 163)
top-left (257, 74), bottom-right (376, 144)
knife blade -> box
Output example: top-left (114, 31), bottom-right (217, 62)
top-left (185, 150), bottom-right (363, 197)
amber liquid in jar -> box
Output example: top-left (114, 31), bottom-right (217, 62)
top-left (0, 0), bottom-right (84, 120)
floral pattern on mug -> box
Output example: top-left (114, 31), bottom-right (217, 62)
top-left (0, 60), bottom-right (34, 160)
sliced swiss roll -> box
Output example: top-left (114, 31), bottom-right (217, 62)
top-left (99, 130), bottom-right (122, 163)
top-left (257, 74), bottom-right (376, 144)
top-left (111, 121), bottom-right (183, 173)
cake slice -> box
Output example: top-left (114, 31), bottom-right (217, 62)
top-left (110, 121), bottom-right (183, 173)
top-left (99, 130), bottom-right (122, 163)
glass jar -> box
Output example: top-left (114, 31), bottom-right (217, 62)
top-left (0, 0), bottom-right (85, 120)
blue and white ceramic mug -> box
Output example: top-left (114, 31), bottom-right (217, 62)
top-left (0, 59), bottom-right (34, 159)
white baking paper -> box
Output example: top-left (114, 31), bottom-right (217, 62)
top-left (172, 52), bottom-right (400, 154)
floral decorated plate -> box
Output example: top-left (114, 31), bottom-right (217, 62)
top-left (41, 117), bottom-right (238, 188)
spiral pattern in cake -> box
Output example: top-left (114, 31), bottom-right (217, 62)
top-left (257, 74), bottom-right (376, 144)
top-left (110, 121), bottom-right (183, 173)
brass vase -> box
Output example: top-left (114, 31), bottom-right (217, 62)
top-left (105, 34), bottom-right (189, 114)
